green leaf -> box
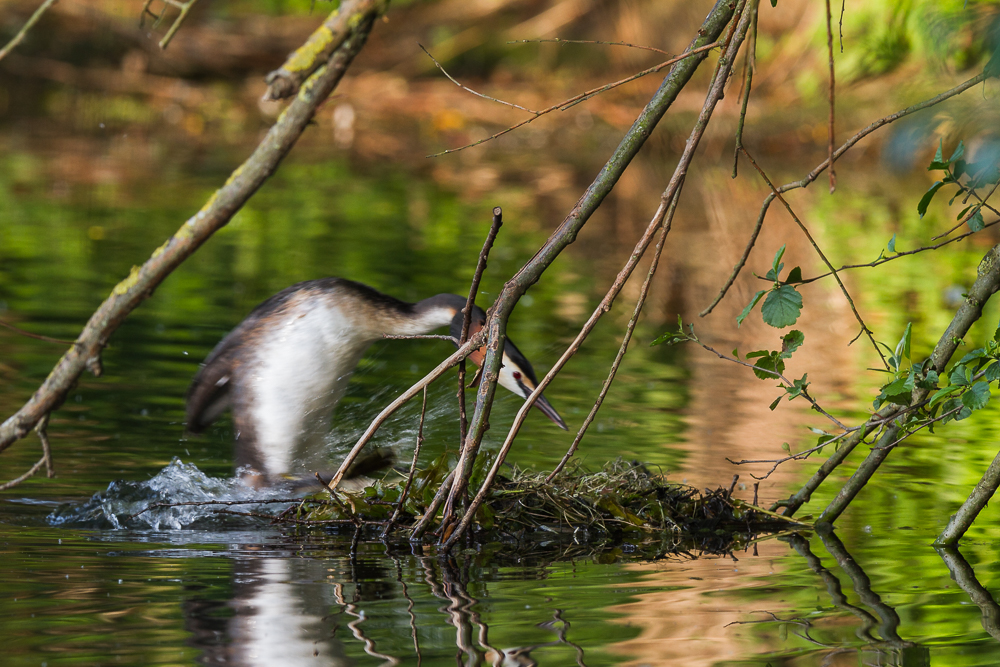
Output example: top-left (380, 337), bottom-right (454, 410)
top-left (752, 352), bottom-right (785, 380)
top-left (771, 245), bottom-right (786, 279)
top-left (950, 365), bottom-right (972, 386)
top-left (985, 362), bottom-right (1000, 382)
top-left (962, 381), bottom-right (991, 410)
top-left (956, 205), bottom-right (972, 222)
top-left (928, 139), bottom-right (951, 170)
top-left (784, 266), bottom-right (803, 284)
top-left (949, 141), bottom-right (965, 164)
top-left (737, 290), bottom-right (767, 327)
top-left (894, 322), bottom-right (912, 363)
top-left (745, 350), bottom-right (770, 359)
top-left (781, 442), bottom-right (790, 453)
top-left (780, 330), bottom-right (805, 358)
top-left (957, 349), bottom-right (987, 365)
top-left (879, 373), bottom-right (914, 406)
top-left (968, 209), bottom-right (985, 232)
top-left (930, 384), bottom-right (960, 407)
top-left (761, 285), bottom-right (803, 328)
top-left (916, 369), bottom-right (939, 390)
top-left (887, 234), bottom-right (897, 253)
top-left (769, 395), bottom-right (782, 411)
top-left (917, 181), bottom-right (945, 218)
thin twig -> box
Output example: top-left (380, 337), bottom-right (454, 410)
top-left (36, 414), bottom-right (53, 477)
top-left (795, 217), bottom-right (1000, 285)
top-left (0, 456), bottom-right (48, 491)
top-left (731, 1), bottom-right (758, 179)
top-left (698, 342), bottom-right (849, 431)
top-left (382, 386), bottom-right (427, 538)
top-left (0, 0), bottom-right (59, 64)
top-left (509, 37), bottom-right (672, 56)
top-left (421, 45), bottom-right (538, 113)
top-left (547, 185), bottom-right (682, 481)
top-left (824, 0), bottom-right (837, 193)
top-left (382, 334), bottom-right (459, 342)
top-left (739, 147), bottom-right (887, 369)
top-left (324, 331), bottom-right (485, 493)
top-left (701, 71), bottom-right (987, 316)
top-left (459, 207), bottom-right (504, 454)
top-left (0, 319), bottom-right (75, 346)
top-left (157, 0), bottom-right (199, 50)
top-left (426, 41), bottom-right (721, 158)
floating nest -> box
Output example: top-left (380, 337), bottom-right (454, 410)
top-left (293, 456), bottom-right (806, 555)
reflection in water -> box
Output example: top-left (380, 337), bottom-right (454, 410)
top-left (937, 545), bottom-right (1000, 643)
top-left (182, 546), bottom-right (588, 667)
top-left (783, 533), bottom-right (928, 667)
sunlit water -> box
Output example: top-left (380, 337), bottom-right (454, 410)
top-left (5, 52), bottom-right (1000, 667)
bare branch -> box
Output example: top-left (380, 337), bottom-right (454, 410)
top-left (0, 0), bottom-right (59, 64)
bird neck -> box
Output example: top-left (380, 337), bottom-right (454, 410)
top-left (390, 293), bottom-right (468, 335)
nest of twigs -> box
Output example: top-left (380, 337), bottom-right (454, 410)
top-left (295, 457), bottom-right (805, 552)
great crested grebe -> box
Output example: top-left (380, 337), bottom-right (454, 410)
top-left (185, 278), bottom-right (566, 486)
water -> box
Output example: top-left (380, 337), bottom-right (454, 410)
top-left (5, 24), bottom-right (1000, 666)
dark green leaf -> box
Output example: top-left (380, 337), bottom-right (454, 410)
top-left (916, 369), bottom-right (939, 390)
top-left (780, 330), bottom-right (805, 358)
top-left (917, 181), bottom-right (945, 218)
top-left (957, 349), bottom-right (987, 365)
top-left (769, 395), bottom-right (782, 411)
top-left (962, 381), bottom-right (991, 410)
top-left (954, 159), bottom-right (967, 180)
top-left (986, 362), bottom-right (1000, 382)
top-left (950, 365), bottom-right (971, 386)
top-left (784, 266), bottom-right (802, 284)
top-left (956, 205), bottom-right (972, 221)
top-left (968, 209), bottom-right (985, 232)
top-left (752, 353), bottom-right (785, 380)
top-left (745, 349), bottom-right (770, 359)
top-left (930, 385), bottom-right (960, 406)
top-left (761, 285), bottom-right (802, 328)
top-left (737, 290), bottom-right (766, 327)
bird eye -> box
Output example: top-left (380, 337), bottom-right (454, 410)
top-left (513, 371), bottom-right (521, 380)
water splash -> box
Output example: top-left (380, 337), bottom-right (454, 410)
top-left (47, 458), bottom-right (292, 530)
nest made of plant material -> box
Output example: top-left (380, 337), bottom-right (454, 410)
top-left (297, 456), bottom-right (806, 543)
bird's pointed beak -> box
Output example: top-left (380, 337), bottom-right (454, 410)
top-left (531, 391), bottom-right (568, 430)
top-left (508, 366), bottom-right (568, 431)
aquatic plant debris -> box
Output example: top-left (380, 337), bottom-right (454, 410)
top-left (301, 457), bottom-right (809, 542)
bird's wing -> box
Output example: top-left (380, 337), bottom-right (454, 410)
top-left (185, 345), bottom-right (236, 434)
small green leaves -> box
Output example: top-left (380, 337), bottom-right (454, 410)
top-left (887, 233), bottom-right (897, 253)
top-left (737, 290), bottom-right (767, 328)
top-left (651, 315), bottom-right (698, 347)
top-left (962, 381), bottom-right (991, 410)
top-left (762, 285), bottom-right (803, 328)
